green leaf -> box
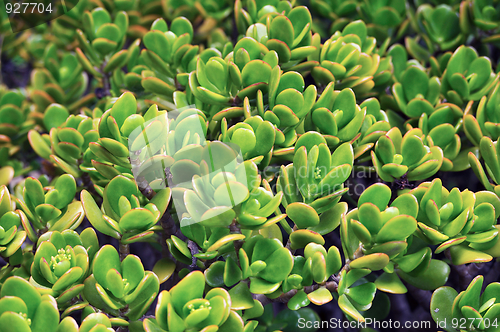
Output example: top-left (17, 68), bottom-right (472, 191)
top-left (375, 215), bottom-right (417, 243)
top-left (402, 66), bottom-right (429, 101)
top-left (349, 253), bottom-right (389, 271)
top-left (0, 312), bottom-right (31, 332)
top-left (358, 183), bottom-right (391, 211)
top-left (431, 287), bottom-right (458, 332)
top-left (375, 272), bottom-right (407, 294)
top-left (228, 281), bottom-right (254, 310)
top-left (1, 277), bottom-right (41, 320)
top-left (31, 298), bottom-right (59, 332)
top-left (397, 259), bottom-right (450, 291)
top-left (81, 190), bottom-right (121, 238)
top-left (44, 104), bottom-right (70, 130)
top-left (224, 257), bottom-right (242, 287)
top-left (169, 271), bottom-right (205, 314)
top-left (286, 202), bottom-right (319, 229)
top-left (92, 245), bottom-right (121, 290)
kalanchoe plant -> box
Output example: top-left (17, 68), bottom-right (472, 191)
top-left (0, 89), bottom-right (32, 138)
top-left (261, 67), bottom-right (316, 147)
top-left (244, 6), bottom-right (316, 68)
top-left (140, 17), bottom-right (196, 98)
top-left (77, 7), bottom-right (129, 59)
top-left (310, 20), bottom-right (380, 92)
top-left (471, 0), bottom-right (500, 31)
top-left (468, 136), bottom-right (500, 198)
top-left (412, 103), bottom-right (469, 171)
top-left (305, 86), bottom-right (365, 145)
top-left (354, 98), bottom-right (391, 151)
top-left (221, 115), bottom-right (276, 162)
top-left (81, 175), bottom-right (170, 244)
top-left (358, 0), bottom-right (408, 29)
top-left (239, 235), bottom-right (294, 295)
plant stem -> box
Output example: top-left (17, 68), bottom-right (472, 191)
top-left (253, 281), bottom-right (338, 306)
top-left (136, 175), bottom-right (156, 200)
top-left (187, 240), bottom-right (201, 270)
top-left (100, 63), bottom-right (111, 97)
top-left (119, 242), bottom-right (129, 261)
top-left (0, 34), bottom-right (3, 86)
top-left (230, 220), bottom-right (243, 264)
top-left (285, 225), bottom-right (298, 253)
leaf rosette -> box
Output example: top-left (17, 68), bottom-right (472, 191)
top-left (441, 45), bottom-right (499, 106)
top-left (0, 185), bottom-right (26, 258)
top-left (144, 270), bottom-right (244, 332)
top-left (30, 229), bottom-right (98, 301)
top-left (83, 245), bottom-right (160, 320)
top-left (412, 178), bottom-right (500, 265)
top-left (0, 276), bottom-right (60, 332)
top-left (14, 175), bottom-right (84, 243)
top-left (371, 127), bottom-right (444, 182)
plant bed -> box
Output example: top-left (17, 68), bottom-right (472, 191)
top-left (2, 1), bottom-right (500, 331)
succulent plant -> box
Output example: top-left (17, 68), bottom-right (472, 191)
top-left (83, 245), bottom-right (160, 320)
top-left (471, 0), bottom-right (500, 31)
top-left (416, 4), bottom-right (467, 51)
top-left (222, 115), bottom-right (276, 161)
top-left (5, 0), bottom-right (500, 330)
top-left (144, 270), bottom-right (243, 332)
top-left (81, 175), bottom-right (170, 243)
top-left (260, 67), bottom-right (316, 145)
top-left (358, 0), bottom-right (407, 28)
top-left (412, 178), bottom-right (500, 265)
top-left (469, 136), bottom-right (500, 198)
top-left (278, 131), bottom-right (353, 204)
top-left (140, 17), bottom-right (196, 97)
top-left (78, 8), bottom-right (128, 58)
top-left (310, 20), bottom-right (384, 93)
top-left (346, 183), bottom-right (417, 260)
top-left (0, 276), bottom-right (60, 332)
top-left (30, 229), bottom-right (97, 302)
top-left (371, 127), bottom-right (444, 182)
top-left (392, 64), bottom-right (441, 117)
top-left (28, 104), bottom-right (99, 179)
top-left (244, 6), bottom-right (316, 68)
top-left (14, 175), bottom-right (84, 240)
top-left (441, 45), bottom-right (499, 106)
top-left (416, 105), bottom-right (469, 172)
top-left (239, 235), bottom-right (294, 294)
top-left (0, 185), bottom-right (26, 259)
top-left (31, 44), bottom-right (92, 113)
top-left (0, 89), bottom-right (32, 138)
top-left (464, 82), bottom-right (500, 143)
top-left (305, 86), bottom-right (365, 145)
top-left (432, 275), bottom-right (500, 332)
